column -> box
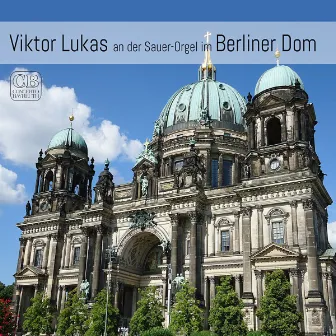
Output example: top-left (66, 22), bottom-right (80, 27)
top-left (234, 212), bottom-right (240, 253)
top-left (64, 234), bottom-right (72, 268)
top-left (16, 238), bottom-right (26, 272)
top-left (235, 275), bottom-right (242, 298)
top-left (78, 228), bottom-right (89, 287)
top-left (218, 153), bottom-right (223, 187)
top-left (294, 109), bottom-right (300, 141)
top-left (56, 285), bottom-right (62, 311)
top-left (260, 117), bottom-right (265, 146)
top-left (255, 270), bottom-right (262, 329)
top-left (29, 243), bottom-right (36, 266)
top-left (61, 286), bottom-right (67, 310)
top-left (327, 273), bottom-right (336, 332)
top-left (290, 201), bottom-right (299, 246)
top-left (132, 287), bottom-right (138, 315)
top-left (16, 286), bottom-right (24, 330)
top-left (241, 207), bottom-right (253, 298)
top-left (289, 269), bottom-right (300, 302)
top-left (233, 155), bottom-right (239, 185)
top-left (251, 120), bottom-right (255, 149)
top-left (92, 226), bottom-right (103, 298)
top-left (255, 270), bottom-right (262, 307)
top-left (42, 235), bottom-right (51, 270)
top-left (300, 112), bottom-right (306, 141)
top-left (204, 276), bottom-right (209, 329)
top-left (209, 276), bottom-right (216, 308)
top-left (188, 212), bottom-right (197, 288)
top-left (302, 199), bottom-right (321, 297)
top-left (162, 278), bottom-right (167, 308)
top-left (47, 233), bottom-right (59, 298)
top-left (281, 112), bottom-right (287, 142)
top-left (170, 214), bottom-right (179, 280)
top-left (210, 216), bottom-right (216, 256)
top-left (322, 272), bottom-right (329, 310)
top-left (256, 206), bottom-right (263, 249)
top-left (23, 237), bottom-right (32, 267)
top-left (206, 149), bottom-right (211, 187)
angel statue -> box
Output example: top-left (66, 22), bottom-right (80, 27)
top-left (141, 175), bottom-right (149, 197)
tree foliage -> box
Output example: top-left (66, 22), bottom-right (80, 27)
top-left (23, 292), bottom-right (55, 336)
top-left (56, 289), bottom-right (89, 336)
top-left (169, 281), bottom-right (204, 336)
top-left (85, 288), bottom-right (119, 336)
top-left (208, 276), bottom-right (247, 336)
top-left (142, 327), bottom-right (174, 336)
top-left (0, 282), bottom-right (14, 301)
top-left (0, 298), bottom-right (16, 335)
top-left (256, 269), bottom-right (303, 336)
top-left (129, 286), bottom-right (164, 336)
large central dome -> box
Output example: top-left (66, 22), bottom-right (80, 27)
top-left (153, 51), bottom-right (246, 136)
top-left (155, 79), bottom-right (246, 135)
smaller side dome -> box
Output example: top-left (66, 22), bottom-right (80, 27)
top-left (47, 128), bottom-right (88, 155)
top-left (255, 65), bottom-right (304, 95)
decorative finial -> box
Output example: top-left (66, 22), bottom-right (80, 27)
top-left (199, 32), bottom-right (216, 81)
top-left (275, 48), bottom-right (280, 66)
top-left (69, 108), bottom-right (75, 128)
top-left (104, 158), bottom-right (110, 169)
top-left (39, 149), bottom-right (43, 158)
top-left (144, 139), bottom-right (150, 150)
top-left (247, 92), bottom-right (252, 103)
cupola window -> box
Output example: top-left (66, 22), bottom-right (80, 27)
top-left (267, 117), bottom-right (282, 145)
top-left (222, 160), bottom-right (233, 186)
top-left (211, 159), bottom-right (219, 187)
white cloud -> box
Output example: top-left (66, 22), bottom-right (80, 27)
top-left (0, 164), bottom-right (26, 204)
top-left (0, 69), bottom-right (143, 166)
top-left (328, 222), bottom-right (336, 249)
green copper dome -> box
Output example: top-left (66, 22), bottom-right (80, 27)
top-left (154, 79), bottom-right (246, 135)
top-left (48, 128), bottom-right (88, 155)
top-left (255, 65), bottom-right (304, 95)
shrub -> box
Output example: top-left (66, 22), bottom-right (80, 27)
top-left (142, 327), bottom-right (174, 336)
top-left (190, 331), bottom-right (217, 336)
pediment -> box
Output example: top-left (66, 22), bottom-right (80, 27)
top-left (15, 266), bottom-right (45, 278)
top-left (132, 157), bottom-right (155, 171)
top-left (257, 94), bottom-right (286, 108)
top-left (251, 243), bottom-right (300, 260)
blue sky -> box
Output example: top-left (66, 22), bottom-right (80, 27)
top-left (0, 1), bottom-right (336, 285)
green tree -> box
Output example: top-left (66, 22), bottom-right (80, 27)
top-left (85, 288), bottom-right (119, 336)
top-left (169, 281), bottom-right (204, 336)
top-left (0, 298), bottom-right (16, 335)
top-left (56, 289), bottom-right (89, 336)
top-left (23, 292), bottom-right (55, 336)
top-left (129, 286), bottom-right (164, 336)
top-left (208, 276), bottom-right (248, 336)
top-left (0, 283), bottom-right (14, 300)
top-left (256, 269), bottom-right (303, 336)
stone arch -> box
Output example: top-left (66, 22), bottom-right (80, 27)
top-left (117, 226), bottom-right (169, 271)
top-left (33, 239), bottom-right (45, 247)
top-left (215, 217), bottom-right (232, 228)
top-left (118, 225), bottom-right (169, 255)
top-left (72, 236), bottom-right (82, 245)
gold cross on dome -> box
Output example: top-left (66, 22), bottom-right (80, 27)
top-left (204, 31), bottom-right (211, 44)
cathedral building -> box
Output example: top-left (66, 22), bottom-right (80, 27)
top-left (13, 46), bottom-right (336, 335)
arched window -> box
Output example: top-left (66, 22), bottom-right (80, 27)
top-left (45, 171), bottom-right (53, 191)
top-left (266, 117), bottom-right (282, 145)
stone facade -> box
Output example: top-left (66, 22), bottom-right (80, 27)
top-left (13, 61), bottom-right (336, 335)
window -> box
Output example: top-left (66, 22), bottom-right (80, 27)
top-left (272, 221), bottom-right (285, 244)
top-left (221, 231), bottom-right (230, 252)
top-left (73, 246), bottom-right (80, 265)
top-left (211, 159), bottom-right (219, 187)
top-left (222, 160), bottom-right (233, 186)
top-left (34, 249), bottom-right (43, 268)
top-left (174, 160), bottom-right (183, 171)
top-left (266, 117), bottom-right (282, 145)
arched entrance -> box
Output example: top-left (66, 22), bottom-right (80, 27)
top-left (115, 227), bottom-right (169, 323)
